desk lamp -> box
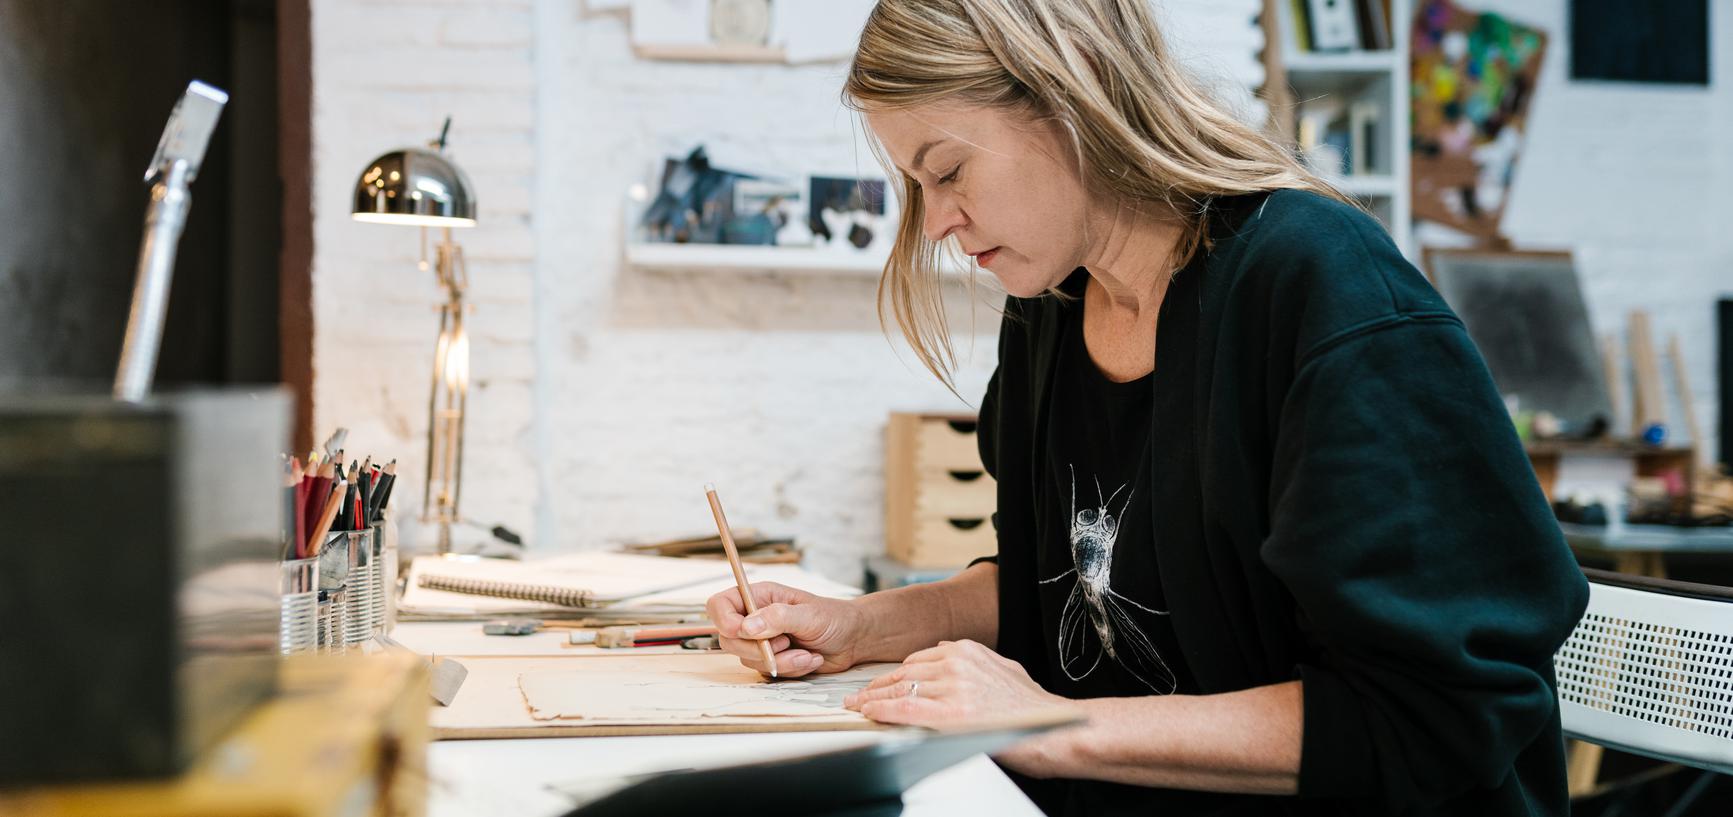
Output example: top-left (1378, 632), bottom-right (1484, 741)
top-left (351, 119), bottom-right (476, 553)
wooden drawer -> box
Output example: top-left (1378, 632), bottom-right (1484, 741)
top-left (911, 468), bottom-right (996, 517)
top-left (895, 514), bottom-right (996, 568)
top-left (911, 416), bottom-right (985, 470)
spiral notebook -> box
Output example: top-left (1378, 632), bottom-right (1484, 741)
top-left (399, 551), bottom-right (861, 620)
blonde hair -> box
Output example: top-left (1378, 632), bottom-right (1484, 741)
top-left (844, 0), bottom-right (1352, 388)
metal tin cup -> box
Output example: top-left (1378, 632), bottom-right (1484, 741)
top-left (316, 589), bottom-right (344, 654)
top-left (326, 529), bottom-right (374, 646)
top-left (317, 532), bottom-right (350, 592)
top-left (279, 556), bottom-right (318, 655)
top-left (368, 521), bottom-right (387, 638)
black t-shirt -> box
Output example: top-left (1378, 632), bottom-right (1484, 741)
top-left (1036, 271), bottom-right (1195, 701)
top-left (1026, 272), bottom-right (1248, 816)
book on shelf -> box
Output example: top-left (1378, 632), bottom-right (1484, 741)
top-left (1285, 0), bottom-right (1393, 54)
top-left (1297, 100), bottom-right (1383, 180)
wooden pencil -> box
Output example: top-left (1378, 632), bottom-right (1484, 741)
top-left (305, 479), bottom-right (347, 558)
top-left (703, 483), bottom-right (779, 678)
top-left (304, 458), bottom-right (336, 551)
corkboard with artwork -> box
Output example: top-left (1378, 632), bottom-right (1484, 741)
top-left (1409, 0), bottom-right (1547, 245)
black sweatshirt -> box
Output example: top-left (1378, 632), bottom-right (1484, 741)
top-left (973, 189), bottom-right (1590, 816)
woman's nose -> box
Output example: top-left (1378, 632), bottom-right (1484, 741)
top-left (921, 193), bottom-right (967, 243)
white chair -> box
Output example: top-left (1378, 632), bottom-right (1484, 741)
top-left (1555, 567), bottom-right (1733, 800)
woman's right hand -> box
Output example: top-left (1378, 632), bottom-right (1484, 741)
top-left (706, 581), bottom-right (868, 677)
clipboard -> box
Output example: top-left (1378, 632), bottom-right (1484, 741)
top-left (556, 710), bottom-right (1082, 817)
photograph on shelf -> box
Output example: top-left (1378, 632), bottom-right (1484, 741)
top-left (638, 145), bottom-right (754, 244)
top-left (731, 179), bottom-right (807, 246)
top-left (808, 176), bottom-right (889, 251)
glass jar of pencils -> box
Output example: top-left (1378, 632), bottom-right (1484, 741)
top-left (279, 555), bottom-right (319, 655)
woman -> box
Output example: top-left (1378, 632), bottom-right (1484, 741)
top-left (705, 1), bottom-right (1588, 814)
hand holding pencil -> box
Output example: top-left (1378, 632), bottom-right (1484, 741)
top-left (703, 483), bottom-right (868, 679)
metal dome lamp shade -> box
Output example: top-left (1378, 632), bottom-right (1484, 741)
top-left (350, 119), bottom-right (476, 554)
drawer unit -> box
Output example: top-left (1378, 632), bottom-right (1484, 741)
top-left (886, 413), bottom-right (998, 568)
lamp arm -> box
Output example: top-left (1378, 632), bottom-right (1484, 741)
top-left (114, 80), bottom-right (226, 402)
top-left (114, 160), bottom-right (193, 402)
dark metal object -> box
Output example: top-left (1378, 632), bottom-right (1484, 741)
top-left (0, 388), bottom-right (288, 783)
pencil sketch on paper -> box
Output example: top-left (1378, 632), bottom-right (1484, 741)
top-left (517, 663), bottom-right (895, 722)
top-left (1039, 465), bottom-right (1176, 694)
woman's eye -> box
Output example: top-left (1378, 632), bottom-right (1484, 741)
top-left (937, 166), bottom-right (960, 185)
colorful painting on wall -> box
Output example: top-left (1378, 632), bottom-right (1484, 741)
top-left (1409, 0), bottom-right (1547, 243)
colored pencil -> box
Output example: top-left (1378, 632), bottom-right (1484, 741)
top-left (305, 479), bottom-right (347, 557)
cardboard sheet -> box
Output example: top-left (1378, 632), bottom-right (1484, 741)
top-left (431, 653), bottom-right (892, 740)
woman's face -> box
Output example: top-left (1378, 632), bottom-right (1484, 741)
top-left (866, 103), bottom-right (1094, 298)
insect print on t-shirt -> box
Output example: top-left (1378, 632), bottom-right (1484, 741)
top-left (1039, 465), bottom-right (1177, 694)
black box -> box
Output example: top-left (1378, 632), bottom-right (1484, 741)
top-left (0, 388), bottom-right (288, 783)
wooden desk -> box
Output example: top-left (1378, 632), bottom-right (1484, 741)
top-left (395, 622), bottom-right (1044, 817)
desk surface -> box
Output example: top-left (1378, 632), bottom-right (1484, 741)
top-left (1559, 522), bottom-right (1733, 553)
top-left (397, 622), bottom-right (1043, 817)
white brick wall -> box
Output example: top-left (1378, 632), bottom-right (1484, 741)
top-left (310, 1), bottom-right (1730, 582)
top-left (312, 0), bottom-right (1005, 580)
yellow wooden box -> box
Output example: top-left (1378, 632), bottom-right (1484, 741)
top-left (886, 412), bottom-right (999, 568)
top-left (0, 654), bottom-right (430, 817)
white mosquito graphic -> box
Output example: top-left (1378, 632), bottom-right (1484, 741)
top-left (1039, 464), bottom-right (1177, 694)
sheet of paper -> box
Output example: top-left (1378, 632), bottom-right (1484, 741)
top-left (519, 661), bottom-right (895, 721)
top-left (431, 654), bottom-right (889, 737)
top-left (629, 561), bottom-right (863, 608)
top-left (771, 0), bottom-right (874, 62)
top-left (630, 0), bottom-right (711, 47)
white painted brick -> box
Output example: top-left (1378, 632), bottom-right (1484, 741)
top-left (439, 9), bottom-right (535, 47)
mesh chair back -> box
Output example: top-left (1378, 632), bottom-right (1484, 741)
top-left (1556, 568), bottom-right (1733, 774)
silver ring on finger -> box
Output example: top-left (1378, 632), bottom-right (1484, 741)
top-left (907, 681), bottom-right (920, 699)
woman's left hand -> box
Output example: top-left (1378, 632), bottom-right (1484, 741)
top-left (843, 638), bottom-right (1068, 725)
top-left (843, 639), bottom-right (1080, 776)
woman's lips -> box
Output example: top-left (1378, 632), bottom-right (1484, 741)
top-left (971, 247), bottom-right (1001, 267)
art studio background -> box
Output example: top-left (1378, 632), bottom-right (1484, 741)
top-left (2, 0), bottom-right (1730, 581)
top-left (5, 0), bottom-right (1733, 813)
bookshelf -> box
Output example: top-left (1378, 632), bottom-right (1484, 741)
top-left (1269, 0), bottom-right (1412, 258)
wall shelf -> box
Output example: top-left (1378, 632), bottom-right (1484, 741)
top-left (624, 240), bottom-right (973, 278)
top-left (626, 241), bottom-right (890, 275)
top-left (1329, 174), bottom-right (1398, 197)
top-left (1285, 49), bottom-right (1401, 74)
